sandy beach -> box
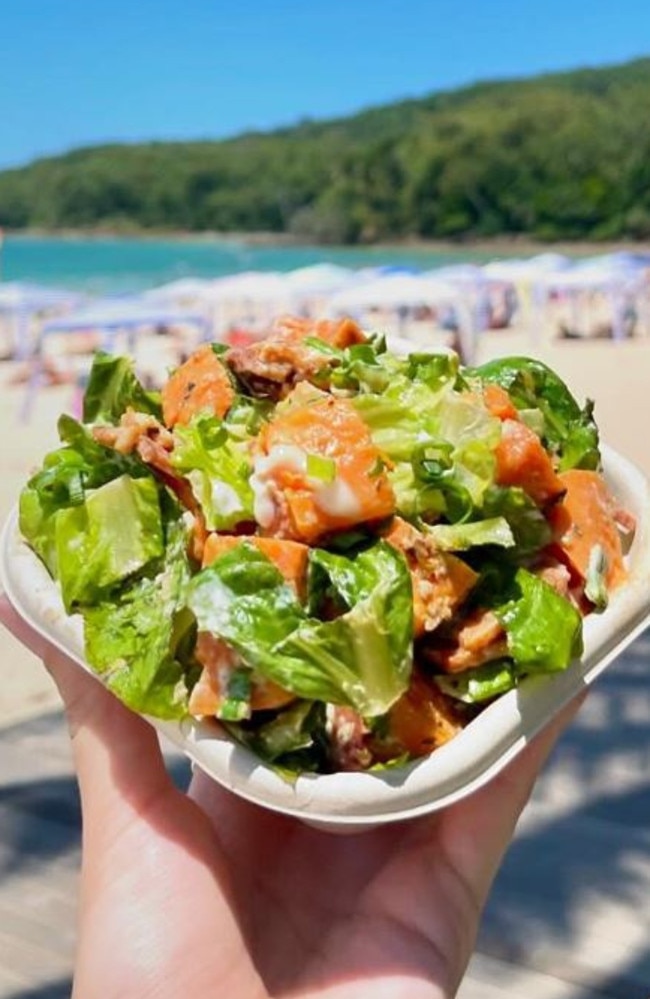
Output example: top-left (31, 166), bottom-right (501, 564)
top-left (1, 320), bottom-right (649, 729)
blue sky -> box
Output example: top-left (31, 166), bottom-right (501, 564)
top-left (1, 0), bottom-right (649, 169)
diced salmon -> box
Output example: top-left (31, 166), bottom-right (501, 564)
top-left (191, 533), bottom-right (310, 717)
top-left (482, 383), bottom-right (519, 421)
top-left (427, 609), bottom-right (508, 673)
top-left (383, 517), bottom-right (477, 637)
top-left (550, 469), bottom-right (627, 592)
top-left (255, 388), bottom-right (395, 543)
top-left (271, 315), bottom-right (367, 349)
top-left (494, 418), bottom-right (565, 506)
top-left (189, 632), bottom-right (295, 717)
top-left (189, 633), bottom-right (239, 716)
top-left (381, 671), bottom-right (464, 759)
top-left (161, 345), bottom-right (234, 427)
top-left (202, 533), bottom-right (309, 597)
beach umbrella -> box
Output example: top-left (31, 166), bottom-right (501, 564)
top-left (41, 294), bottom-right (209, 350)
top-left (482, 253), bottom-right (572, 283)
top-left (326, 272), bottom-right (459, 312)
top-left (282, 263), bottom-right (357, 316)
top-left (326, 272), bottom-right (479, 361)
top-left (533, 259), bottom-right (645, 341)
top-left (283, 263), bottom-right (354, 292)
top-left (0, 282), bottom-right (85, 359)
top-left (425, 264), bottom-right (501, 334)
top-left (142, 277), bottom-right (214, 306)
top-left (205, 271), bottom-right (295, 334)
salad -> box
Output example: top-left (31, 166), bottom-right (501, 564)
top-left (18, 315), bottom-right (634, 775)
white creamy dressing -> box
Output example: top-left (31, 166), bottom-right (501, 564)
top-left (251, 444), bottom-right (361, 527)
top-left (210, 480), bottom-right (244, 518)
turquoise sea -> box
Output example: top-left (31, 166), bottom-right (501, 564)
top-left (1, 233), bottom-right (499, 295)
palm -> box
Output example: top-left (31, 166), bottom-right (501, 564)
top-left (82, 719), bottom-right (542, 999)
top-left (191, 783), bottom-right (472, 998)
top-left (0, 596), bottom-right (579, 999)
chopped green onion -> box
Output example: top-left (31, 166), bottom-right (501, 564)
top-left (217, 667), bottom-right (252, 722)
top-left (585, 543), bottom-right (609, 611)
top-left (306, 452), bottom-right (337, 483)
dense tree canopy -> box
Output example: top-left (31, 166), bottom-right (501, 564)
top-left (2, 58), bottom-right (650, 243)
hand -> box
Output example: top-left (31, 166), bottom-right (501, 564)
top-left (0, 594), bottom-right (584, 999)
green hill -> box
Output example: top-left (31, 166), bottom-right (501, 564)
top-left (2, 57), bottom-right (650, 243)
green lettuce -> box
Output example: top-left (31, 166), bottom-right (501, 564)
top-left (187, 539), bottom-right (413, 717)
top-left (493, 567), bottom-right (584, 672)
top-left (19, 415), bottom-right (151, 575)
top-left (353, 364), bottom-right (500, 523)
top-left (170, 415), bottom-right (254, 531)
top-left (82, 517), bottom-right (193, 720)
top-left (424, 516), bottom-right (515, 551)
top-left (471, 356), bottom-right (600, 471)
top-left (436, 659), bottom-right (517, 703)
top-left (55, 474), bottom-right (164, 612)
top-left (236, 701), bottom-right (327, 769)
top-left (82, 351), bottom-right (162, 424)
top-left (481, 485), bottom-right (552, 557)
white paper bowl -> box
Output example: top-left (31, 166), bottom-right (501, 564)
top-left (2, 443), bottom-right (650, 832)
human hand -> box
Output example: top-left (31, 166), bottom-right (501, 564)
top-left (0, 593), bottom-right (584, 999)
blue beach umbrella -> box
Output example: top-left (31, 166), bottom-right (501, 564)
top-left (41, 294), bottom-right (209, 350)
top-left (0, 282), bottom-right (84, 359)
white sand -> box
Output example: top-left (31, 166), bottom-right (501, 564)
top-left (1, 324), bottom-right (648, 729)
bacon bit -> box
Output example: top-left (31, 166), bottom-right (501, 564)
top-left (134, 434), bottom-right (199, 518)
top-left (326, 705), bottom-right (373, 772)
top-left (189, 513), bottom-right (210, 564)
top-left (427, 609), bottom-right (508, 674)
top-left (226, 316), bottom-right (366, 401)
top-left (92, 409), bottom-right (173, 455)
top-left (383, 517), bottom-right (477, 637)
top-left (535, 560), bottom-right (572, 598)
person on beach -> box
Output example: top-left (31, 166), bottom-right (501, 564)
top-left (0, 594), bottom-right (584, 999)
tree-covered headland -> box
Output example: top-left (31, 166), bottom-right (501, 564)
top-left (2, 58), bottom-right (650, 244)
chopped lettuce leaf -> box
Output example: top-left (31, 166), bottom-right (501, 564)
top-left (494, 567), bottom-right (584, 672)
top-left (19, 417), bottom-right (152, 576)
top-left (481, 485), bottom-right (552, 557)
top-left (187, 540), bottom-right (413, 717)
top-left (240, 700), bottom-right (325, 763)
top-left (82, 352), bottom-right (162, 424)
top-left (424, 516), bottom-right (515, 551)
top-left (170, 414), bottom-right (254, 531)
top-left (82, 517), bottom-right (193, 720)
top-left (55, 474), bottom-right (164, 612)
top-left (436, 659), bottom-right (517, 703)
top-left (354, 370), bottom-right (500, 523)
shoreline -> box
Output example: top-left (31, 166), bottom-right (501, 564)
top-left (5, 228), bottom-right (650, 257)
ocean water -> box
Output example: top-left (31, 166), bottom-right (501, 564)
top-left (1, 233), bottom-right (496, 295)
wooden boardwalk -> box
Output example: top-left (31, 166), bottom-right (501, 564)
top-left (2, 628), bottom-right (650, 999)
